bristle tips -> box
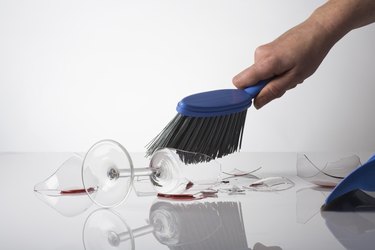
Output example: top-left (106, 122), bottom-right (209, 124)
top-left (146, 111), bottom-right (248, 163)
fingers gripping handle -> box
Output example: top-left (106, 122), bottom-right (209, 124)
top-left (243, 79), bottom-right (271, 99)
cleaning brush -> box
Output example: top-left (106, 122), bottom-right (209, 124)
top-left (146, 79), bottom-right (270, 162)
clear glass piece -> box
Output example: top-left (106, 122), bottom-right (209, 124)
top-left (149, 148), bottom-right (222, 195)
top-left (217, 172), bottom-right (294, 193)
top-left (34, 155), bottom-right (95, 217)
top-left (297, 153), bottom-right (361, 187)
top-left (245, 176), bottom-right (295, 191)
top-left (296, 186), bottom-right (331, 224)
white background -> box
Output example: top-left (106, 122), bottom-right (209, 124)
top-left (1, 0), bottom-right (374, 153)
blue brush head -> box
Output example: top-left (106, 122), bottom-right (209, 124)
top-left (176, 80), bottom-right (269, 117)
top-left (146, 79), bottom-right (270, 162)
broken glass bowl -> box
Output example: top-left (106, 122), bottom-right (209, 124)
top-left (296, 153), bottom-right (362, 187)
top-left (83, 140), bottom-right (222, 207)
top-left (34, 139), bottom-right (223, 211)
top-left (34, 154), bottom-right (94, 217)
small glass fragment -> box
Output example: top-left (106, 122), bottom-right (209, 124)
top-left (245, 177), bottom-right (295, 192)
top-left (222, 167), bottom-right (261, 177)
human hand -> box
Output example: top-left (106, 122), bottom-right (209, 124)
top-left (233, 0), bottom-right (375, 109)
top-left (232, 19), bottom-right (334, 109)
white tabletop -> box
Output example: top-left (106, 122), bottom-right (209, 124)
top-left (0, 152), bottom-right (374, 250)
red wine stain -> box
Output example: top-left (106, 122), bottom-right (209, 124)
top-left (157, 190), bottom-right (217, 200)
top-left (157, 193), bottom-right (196, 200)
top-left (60, 187), bottom-right (96, 195)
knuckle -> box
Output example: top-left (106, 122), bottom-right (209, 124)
top-left (254, 44), bottom-right (271, 59)
top-left (260, 56), bottom-right (282, 74)
top-left (289, 75), bottom-right (305, 89)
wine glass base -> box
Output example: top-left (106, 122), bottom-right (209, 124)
top-left (82, 139), bottom-right (134, 208)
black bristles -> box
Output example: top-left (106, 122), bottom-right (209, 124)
top-left (146, 110), bottom-right (248, 163)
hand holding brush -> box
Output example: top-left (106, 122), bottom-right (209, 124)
top-left (146, 0), bottom-right (375, 163)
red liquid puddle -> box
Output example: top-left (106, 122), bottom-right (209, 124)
top-left (60, 187), bottom-right (96, 195)
top-left (157, 190), bottom-right (218, 201)
top-left (157, 193), bottom-right (197, 200)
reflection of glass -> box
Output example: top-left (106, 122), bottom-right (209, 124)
top-left (83, 209), bottom-right (134, 250)
top-left (296, 187), bottom-right (331, 224)
top-left (84, 202), bottom-right (247, 249)
top-left (297, 153), bottom-right (361, 187)
top-left (83, 201), bottom-right (282, 250)
top-left (35, 139), bottom-right (222, 211)
top-left (321, 211), bottom-right (375, 250)
top-left (149, 201), bottom-right (246, 248)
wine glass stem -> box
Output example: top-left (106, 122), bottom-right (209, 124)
top-left (118, 167), bottom-right (155, 177)
top-left (116, 224), bottom-right (154, 242)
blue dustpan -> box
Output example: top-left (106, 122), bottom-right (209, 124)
top-left (322, 154), bottom-right (375, 211)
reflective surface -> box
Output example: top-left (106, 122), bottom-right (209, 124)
top-left (1, 152), bottom-right (375, 249)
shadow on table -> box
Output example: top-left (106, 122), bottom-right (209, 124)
top-left (321, 210), bottom-right (375, 250)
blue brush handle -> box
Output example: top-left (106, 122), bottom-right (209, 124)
top-left (243, 79), bottom-right (271, 99)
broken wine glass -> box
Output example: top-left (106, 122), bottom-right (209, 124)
top-left (34, 139), bottom-right (222, 210)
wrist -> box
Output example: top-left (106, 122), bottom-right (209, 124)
top-left (308, 3), bottom-right (349, 46)
top-left (310, 0), bottom-right (375, 42)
